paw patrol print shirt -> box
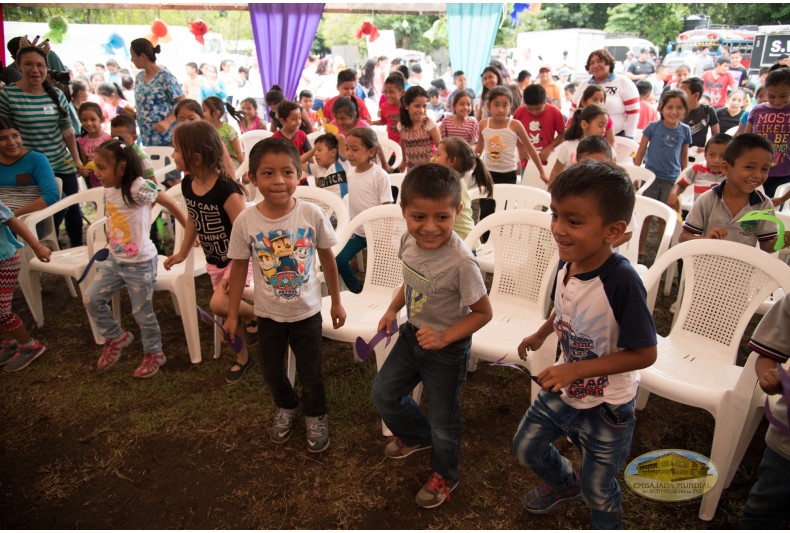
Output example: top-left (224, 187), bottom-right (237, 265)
top-left (104, 177), bottom-right (160, 262)
top-left (228, 199), bottom-right (337, 322)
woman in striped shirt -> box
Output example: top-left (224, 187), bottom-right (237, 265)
top-left (0, 37), bottom-right (84, 247)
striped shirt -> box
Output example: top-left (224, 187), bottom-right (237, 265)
top-left (439, 115), bottom-right (479, 145)
top-left (0, 84), bottom-right (73, 173)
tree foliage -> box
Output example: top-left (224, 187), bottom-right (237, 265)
top-left (604, 3), bottom-right (685, 51)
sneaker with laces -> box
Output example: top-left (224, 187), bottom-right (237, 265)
top-left (305, 414), bottom-right (330, 453)
top-left (0, 340), bottom-right (19, 365)
top-left (415, 472), bottom-right (458, 508)
top-left (4, 341), bottom-right (45, 372)
top-left (384, 436), bottom-right (432, 459)
top-left (522, 472), bottom-right (582, 514)
top-left (133, 352), bottom-right (166, 378)
top-left (97, 330), bottom-right (134, 371)
top-left (271, 406), bottom-right (301, 443)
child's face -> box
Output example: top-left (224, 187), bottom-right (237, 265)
top-left (313, 141), bottom-right (337, 168)
top-left (345, 135), bottom-right (375, 167)
top-left (205, 66), bottom-right (217, 80)
top-left (240, 100), bottom-right (256, 119)
top-left (703, 142), bottom-right (726, 173)
top-left (582, 91), bottom-right (605, 107)
top-left (766, 82), bottom-right (790, 109)
top-left (550, 194), bottom-right (619, 272)
top-left (407, 96), bottom-right (428, 122)
top-left (581, 114), bottom-right (608, 137)
top-left (660, 96), bottom-right (686, 124)
top-left (756, 88), bottom-right (767, 104)
top-left (680, 84), bottom-right (699, 107)
top-left (110, 125), bottom-right (136, 145)
top-left (171, 141), bottom-right (187, 172)
top-left (0, 128), bottom-right (23, 159)
top-left (186, 64), bottom-right (196, 77)
top-left (280, 109), bottom-right (301, 132)
top-left (79, 109), bottom-right (103, 135)
top-left (251, 152), bottom-right (300, 209)
top-left (93, 152), bottom-right (123, 188)
top-left (90, 74), bottom-right (103, 90)
top-left (526, 103), bottom-right (546, 116)
top-left (482, 71), bottom-right (498, 89)
top-left (676, 67), bottom-right (690, 83)
top-left (402, 195), bottom-right (462, 250)
top-left (564, 89), bottom-right (574, 102)
top-left (202, 104), bottom-right (220, 120)
top-left (727, 92), bottom-right (744, 111)
top-left (488, 95), bottom-right (511, 119)
top-left (453, 95), bottom-right (472, 118)
top-left (337, 80), bottom-right (356, 97)
top-left (721, 147), bottom-right (772, 196)
top-left (699, 95), bottom-right (711, 106)
top-left (176, 108), bottom-right (202, 123)
top-left (333, 110), bottom-right (355, 134)
top-left (429, 94), bottom-right (440, 105)
top-left (433, 144), bottom-right (454, 169)
top-left (383, 83), bottom-right (403, 106)
top-left (299, 96), bottom-right (314, 111)
top-left (454, 74), bottom-right (467, 90)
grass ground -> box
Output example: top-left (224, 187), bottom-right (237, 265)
top-left (0, 227), bottom-right (770, 530)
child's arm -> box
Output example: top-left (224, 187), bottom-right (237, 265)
top-left (397, 133), bottom-right (407, 172)
top-left (416, 294), bottom-right (493, 350)
top-left (154, 192), bottom-right (188, 229)
top-left (474, 120), bottom-right (486, 156)
top-left (667, 181), bottom-right (688, 212)
top-left (221, 258), bottom-right (249, 343)
top-left (773, 189), bottom-right (790, 207)
top-left (429, 124), bottom-right (441, 151)
top-left (756, 354), bottom-right (786, 395)
top-left (680, 143), bottom-right (689, 173)
top-left (606, 127), bottom-right (616, 148)
top-left (541, 130), bottom-right (564, 163)
top-left (518, 311), bottom-right (556, 359)
top-left (301, 146), bottom-right (316, 172)
top-left (317, 247), bottom-right (346, 329)
top-left (513, 120), bottom-right (547, 183)
top-left (164, 215), bottom-right (198, 269)
top-left (745, 122), bottom-right (753, 134)
top-left (548, 160), bottom-right (565, 187)
top-left (377, 147), bottom-right (391, 173)
top-left (678, 226), bottom-right (728, 242)
top-left (301, 107), bottom-right (315, 133)
top-left (710, 123), bottom-right (720, 135)
top-left (378, 283), bottom-right (406, 334)
top-left (634, 135), bottom-right (649, 166)
top-left (231, 136), bottom-right (245, 166)
top-left (336, 133), bottom-right (347, 160)
top-left (5, 216), bottom-right (50, 262)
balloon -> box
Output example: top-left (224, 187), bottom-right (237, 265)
top-left (43, 15), bottom-right (69, 44)
top-left (188, 20), bottom-right (209, 45)
top-left (146, 18), bottom-right (172, 47)
top-left (355, 21), bottom-right (380, 43)
top-left (101, 32), bottom-right (129, 59)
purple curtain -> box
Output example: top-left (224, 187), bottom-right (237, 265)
top-left (249, 3), bottom-right (324, 102)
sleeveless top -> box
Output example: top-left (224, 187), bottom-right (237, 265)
top-left (482, 118), bottom-right (519, 173)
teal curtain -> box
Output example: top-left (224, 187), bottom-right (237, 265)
top-left (446, 3), bottom-right (504, 95)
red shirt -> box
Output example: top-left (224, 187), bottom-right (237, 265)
top-left (322, 95), bottom-right (372, 122)
top-left (379, 100), bottom-right (401, 143)
top-left (513, 103), bottom-right (565, 166)
top-left (637, 100), bottom-right (658, 130)
top-left (701, 70), bottom-right (736, 108)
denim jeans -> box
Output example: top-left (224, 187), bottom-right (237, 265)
top-left (52, 172), bottom-right (83, 247)
top-left (83, 255), bottom-right (161, 353)
top-left (740, 446), bottom-right (790, 529)
top-left (335, 234), bottom-right (366, 293)
top-left (371, 322), bottom-right (471, 483)
top-left (513, 391), bottom-right (636, 530)
top-left (257, 312), bottom-right (327, 417)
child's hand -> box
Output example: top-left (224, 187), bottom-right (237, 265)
top-left (706, 227), bottom-right (728, 240)
top-left (218, 278), bottom-right (231, 294)
top-left (416, 325), bottom-right (448, 350)
top-left (784, 230), bottom-right (790, 249)
top-left (33, 244), bottom-right (51, 262)
top-left (77, 167), bottom-right (91, 177)
top-left (377, 310), bottom-right (397, 335)
top-left (397, 161), bottom-right (407, 173)
top-left (330, 302), bottom-right (346, 329)
top-left (539, 172), bottom-right (549, 185)
top-left (163, 252), bottom-right (185, 271)
top-left (221, 317), bottom-right (238, 346)
top-left (758, 366), bottom-right (784, 395)
top-left (518, 333), bottom-right (546, 360)
top-left (539, 148), bottom-right (551, 164)
top-left (536, 363), bottom-right (579, 393)
top-left (667, 193), bottom-right (681, 212)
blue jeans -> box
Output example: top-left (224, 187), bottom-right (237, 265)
top-left (83, 255), bottom-right (161, 353)
top-left (513, 391), bottom-right (636, 529)
top-left (335, 234), bottom-right (366, 293)
top-left (257, 312), bottom-right (326, 417)
top-left (740, 446), bottom-right (790, 529)
top-left (371, 322), bottom-right (471, 483)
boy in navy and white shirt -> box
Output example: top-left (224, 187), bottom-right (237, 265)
top-left (301, 132), bottom-right (350, 199)
top-left (513, 161), bottom-right (657, 529)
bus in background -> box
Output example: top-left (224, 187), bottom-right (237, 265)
top-left (748, 25), bottom-right (790, 78)
top-left (663, 27), bottom-right (758, 75)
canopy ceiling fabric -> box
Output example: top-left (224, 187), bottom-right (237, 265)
top-left (446, 3), bottom-right (504, 95)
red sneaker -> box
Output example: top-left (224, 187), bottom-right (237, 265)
top-left (133, 352), bottom-right (166, 378)
top-left (97, 331), bottom-right (134, 371)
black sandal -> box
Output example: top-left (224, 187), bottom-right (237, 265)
top-left (226, 358), bottom-right (252, 384)
top-left (245, 320), bottom-right (258, 346)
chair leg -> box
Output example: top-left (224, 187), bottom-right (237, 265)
top-left (17, 262), bottom-right (44, 328)
top-left (174, 283), bottom-right (201, 364)
top-left (635, 387), bottom-right (650, 410)
top-left (213, 315), bottom-right (223, 359)
top-left (64, 275), bottom-right (78, 298)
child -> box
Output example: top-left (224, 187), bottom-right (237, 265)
top-left (223, 137), bottom-right (345, 453)
top-left (199, 64), bottom-right (226, 102)
top-left (301, 132), bottom-right (349, 199)
top-left (667, 133), bottom-right (730, 211)
top-left (371, 163), bottom-right (492, 508)
top-left (85, 139), bottom-right (187, 378)
top-left (238, 97), bottom-right (265, 133)
top-left (739, 294), bottom-right (790, 529)
top-left (109, 114), bottom-right (156, 182)
top-left (445, 70), bottom-right (476, 111)
top-left (513, 84), bottom-right (566, 166)
top-left (549, 104), bottom-right (608, 184)
top-left (330, 96), bottom-right (370, 136)
top-left (265, 85), bottom-right (313, 134)
top-left (634, 89), bottom-right (692, 204)
top-left (680, 77), bottom-right (720, 155)
top-left (737, 85), bottom-right (767, 136)
top-left (439, 90), bottom-right (479, 145)
top-left (427, 87), bottom-right (445, 121)
top-left (164, 121), bottom-right (256, 383)
top-left (373, 72), bottom-right (405, 145)
top-left (575, 135), bottom-right (614, 163)
top-left (745, 67), bottom-right (790, 198)
top-left (273, 100), bottom-right (311, 158)
top-left (715, 90), bottom-right (746, 132)
top-left (513, 161), bottom-right (657, 529)
top-left (335, 127), bottom-right (392, 293)
top-left (322, 68), bottom-right (372, 123)
top-left (174, 99), bottom-right (236, 184)
top-left (635, 80), bottom-right (658, 130)
top-left (701, 56), bottom-right (737, 109)
top-left (96, 82), bottom-right (132, 123)
top-left (0, 199), bottom-right (51, 372)
top-left (202, 96), bottom-right (245, 170)
top-left (679, 133), bottom-right (786, 252)
top-left (298, 90), bottom-right (315, 126)
top-left (397, 86), bottom-right (441, 171)
top-left (77, 102), bottom-right (111, 188)
top-left (434, 137), bottom-right (494, 242)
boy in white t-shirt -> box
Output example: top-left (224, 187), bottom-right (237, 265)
top-left (301, 132), bottom-right (349, 198)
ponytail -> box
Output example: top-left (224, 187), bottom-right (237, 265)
top-left (224, 101), bottom-right (245, 123)
top-left (565, 104), bottom-right (606, 141)
top-left (471, 155), bottom-right (494, 199)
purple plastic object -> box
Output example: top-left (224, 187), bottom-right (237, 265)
top-left (196, 305), bottom-right (244, 354)
top-left (764, 362), bottom-right (790, 438)
top-left (76, 248), bottom-right (110, 284)
top-left (355, 322), bottom-right (400, 361)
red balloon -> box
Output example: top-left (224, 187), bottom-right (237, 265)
top-left (151, 19), bottom-right (168, 38)
top-left (189, 20), bottom-right (209, 45)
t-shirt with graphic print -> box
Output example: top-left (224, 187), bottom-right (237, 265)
top-left (104, 177), bottom-right (160, 262)
top-left (399, 231), bottom-right (487, 332)
top-left (307, 158), bottom-right (350, 198)
top-left (228, 199), bottom-right (337, 322)
top-left (684, 104), bottom-right (719, 148)
top-left (748, 102), bottom-right (790, 177)
top-left (182, 174), bottom-right (244, 268)
top-left (553, 253), bottom-right (657, 408)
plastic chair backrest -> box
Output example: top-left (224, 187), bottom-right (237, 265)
top-left (293, 186), bottom-right (349, 235)
top-left (465, 209), bottom-right (559, 313)
top-left (306, 131), bottom-right (322, 148)
top-left (521, 154), bottom-right (553, 190)
top-left (240, 130), bottom-right (273, 155)
top-left (614, 137), bottom-right (639, 164)
top-left (621, 164), bottom-right (656, 196)
top-left (619, 195), bottom-right (677, 265)
top-left (776, 182), bottom-right (790, 210)
top-left (389, 173), bottom-right (406, 203)
top-left (468, 184), bottom-right (551, 212)
top-left (340, 204), bottom-right (406, 290)
top-left (379, 138), bottom-right (403, 169)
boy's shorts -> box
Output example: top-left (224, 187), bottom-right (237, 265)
top-left (206, 259), bottom-right (253, 289)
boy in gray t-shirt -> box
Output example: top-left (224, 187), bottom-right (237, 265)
top-left (371, 164), bottom-right (492, 509)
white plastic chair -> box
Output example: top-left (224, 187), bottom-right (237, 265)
top-left (463, 209), bottom-right (560, 403)
top-left (520, 152), bottom-right (555, 191)
top-left (378, 138), bottom-right (403, 170)
top-left (638, 240), bottom-right (790, 521)
top-left (142, 146), bottom-right (177, 184)
top-left (240, 129), bottom-right (273, 153)
top-left (468, 184), bottom-right (552, 274)
top-left (614, 136), bottom-right (639, 165)
top-left (621, 164), bottom-right (656, 196)
top-left (775, 182), bottom-right (790, 211)
top-left (388, 172), bottom-right (406, 203)
top-left (306, 130), bottom-right (323, 147)
top-left (619, 196), bottom-right (677, 277)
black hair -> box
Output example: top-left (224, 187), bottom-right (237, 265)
top-left (336, 68), bottom-right (357, 85)
top-left (110, 113), bottom-right (136, 133)
top-left (760, 66), bottom-right (771, 76)
top-left (439, 137), bottom-right (494, 198)
top-left (723, 133), bottom-right (773, 165)
top-left (314, 133), bottom-right (339, 152)
top-left (451, 90), bottom-right (473, 109)
top-left (680, 77), bottom-right (704, 99)
top-left (173, 121), bottom-right (234, 180)
top-left (427, 87), bottom-right (439, 99)
top-left (430, 78), bottom-right (446, 92)
top-left (517, 70), bottom-right (531, 83)
top-left (97, 81), bottom-right (125, 100)
top-left (174, 98), bottom-right (204, 120)
top-left (130, 38), bottom-right (160, 63)
top-left (346, 127), bottom-right (379, 164)
top-left (396, 65), bottom-right (410, 80)
top-left (486, 86), bottom-right (512, 108)
top-left (331, 96), bottom-right (359, 122)
top-left (186, 61), bottom-right (198, 70)
top-left (95, 138), bottom-right (145, 207)
top-left (249, 136), bottom-right (301, 178)
top-left (479, 66), bottom-right (504, 112)
top-left (705, 133), bottom-right (732, 153)
top-left (384, 71), bottom-right (405, 91)
top-left (203, 95), bottom-right (244, 122)
top-left (765, 66), bottom-right (790, 88)
top-left (453, 70), bottom-right (465, 78)
top-left (580, 84), bottom-right (606, 106)
top-left (298, 90), bottom-right (313, 100)
top-left (657, 89), bottom-right (688, 119)
top-left (552, 160), bottom-right (634, 225)
top-left (401, 163), bottom-right (462, 208)
top-left (635, 80), bottom-right (653, 97)
top-left (565, 104), bottom-right (607, 141)
top-left (265, 85), bottom-right (284, 106)
top-left (411, 64), bottom-right (422, 75)
top-left (523, 84), bottom-right (547, 106)
top-left (576, 136), bottom-right (613, 162)
top-left (277, 100), bottom-right (300, 122)
top-left (77, 101), bottom-right (104, 136)
top-left (399, 85), bottom-right (428, 129)
top-left (564, 83), bottom-right (576, 94)
top-left (716, 56), bottom-right (731, 66)
top-left (121, 75), bottom-right (133, 91)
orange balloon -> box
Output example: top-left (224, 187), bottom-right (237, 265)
top-left (151, 19), bottom-right (168, 38)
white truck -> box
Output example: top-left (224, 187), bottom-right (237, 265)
top-left (516, 28), bottom-right (606, 78)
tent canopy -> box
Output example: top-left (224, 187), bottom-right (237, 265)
top-left (5, 2), bottom-right (446, 15)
